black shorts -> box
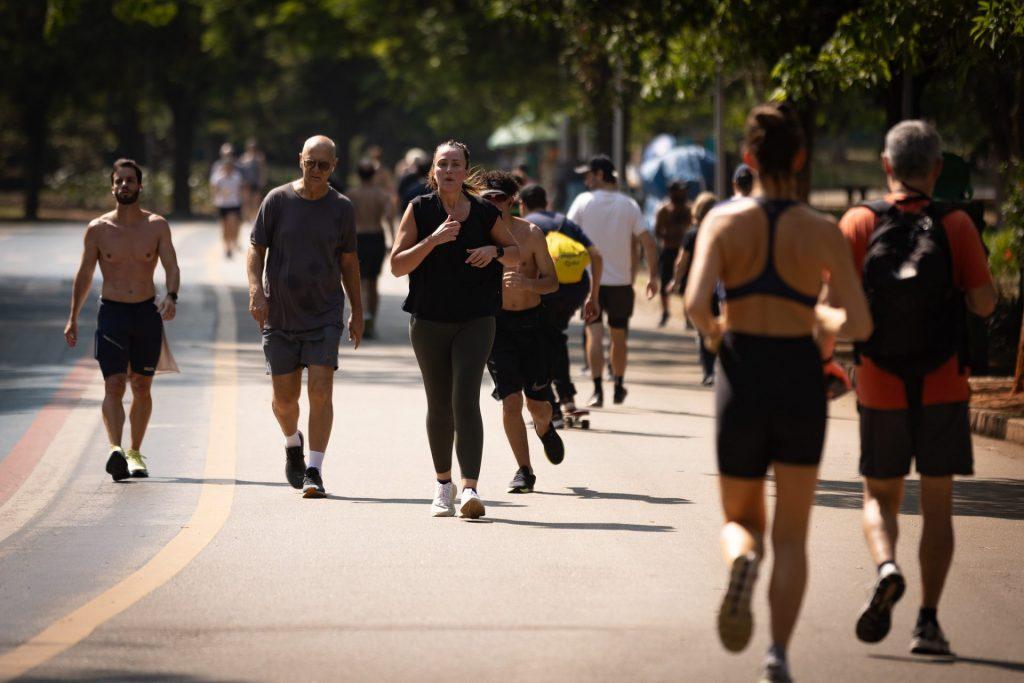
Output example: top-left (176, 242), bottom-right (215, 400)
top-left (488, 306), bottom-right (554, 402)
top-left (357, 232), bottom-right (387, 280)
top-left (659, 248), bottom-right (679, 291)
top-left (262, 325), bottom-right (342, 376)
top-left (597, 285), bottom-right (635, 329)
top-left (716, 332), bottom-right (826, 478)
top-left (218, 206), bottom-right (241, 219)
top-left (858, 402), bottom-right (973, 478)
top-left (94, 298), bottom-right (163, 379)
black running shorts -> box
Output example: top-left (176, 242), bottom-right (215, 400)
top-left (715, 332), bottom-right (827, 478)
top-left (356, 232), bottom-right (387, 280)
top-left (262, 325), bottom-right (342, 375)
top-left (488, 306), bottom-right (554, 402)
top-left (659, 248), bottom-right (679, 292)
top-left (858, 402), bottom-right (973, 478)
top-left (94, 298), bottom-right (163, 378)
top-left (597, 285), bottom-right (635, 330)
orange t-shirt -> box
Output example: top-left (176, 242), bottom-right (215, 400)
top-left (838, 194), bottom-right (993, 410)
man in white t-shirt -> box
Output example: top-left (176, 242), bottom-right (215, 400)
top-left (567, 155), bottom-right (658, 407)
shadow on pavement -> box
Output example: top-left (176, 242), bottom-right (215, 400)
top-left (145, 477), bottom-right (291, 488)
top-left (534, 487), bottom-right (691, 505)
top-left (20, 672), bottom-right (245, 683)
top-left (326, 495), bottom-right (524, 508)
top-left (813, 477), bottom-right (1024, 520)
top-left (869, 653), bottom-right (1024, 674)
top-left (566, 426), bottom-right (694, 439)
top-left (481, 518), bottom-right (675, 532)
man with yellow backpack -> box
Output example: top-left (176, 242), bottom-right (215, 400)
top-left (520, 184), bottom-right (603, 424)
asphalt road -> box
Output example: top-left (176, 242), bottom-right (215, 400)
top-left (0, 221), bottom-right (1021, 682)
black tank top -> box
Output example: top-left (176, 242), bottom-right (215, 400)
top-left (722, 199), bottom-right (818, 308)
top-left (402, 191), bottom-right (503, 322)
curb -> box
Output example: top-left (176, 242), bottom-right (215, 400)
top-left (969, 407), bottom-right (1024, 443)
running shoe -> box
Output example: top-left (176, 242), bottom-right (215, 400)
top-left (910, 620), bottom-right (953, 656)
top-left (718, 551), bottom-right (759, 652)
top-left (701, 375), bottom-right (715, 387)
top-left (285, 431), bottom-right (305, 489)
top-left (856, 562), bottom-right (906, 643)
top-left (538, 425), bottom-right (565, 465)
top-left (124, 449), bottom-right (148, 478)
top-left (431, 481), bottom-right (458, 517)
top-left (508, 467), bottom-right (536, 494)
top-left (758, 658), bottom-right (793, 683)
top-left (659, 311), bottom-right (669, 327)
top-left (105, 446), bottom-right (130, 482)
top-left (301, 467), bottom-right (326, 498)
top-left (613, 384), bottom-right (628, 404)
top-left (551, 414), bottom-right (565, 430)
top-left (459, 487), bottom-right (486, 519)
top-left (587, 391), bottom-right (603, 408)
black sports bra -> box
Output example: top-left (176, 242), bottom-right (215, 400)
top-left (722, 199), bottom-right (818, 308)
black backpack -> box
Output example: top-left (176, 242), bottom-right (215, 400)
top-left (856, 198), bottom-right (967, 410)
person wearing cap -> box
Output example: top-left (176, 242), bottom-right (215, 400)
top-left (479, 170), bottom-right (564, 495)
top-left (520, 183), bottom-right (603, 421)
top-left (732, 163), bottom-right (754, 198)
top-left (566, 154), bottom-right (658, 407)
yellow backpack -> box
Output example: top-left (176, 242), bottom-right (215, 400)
top-left (546, 229), bottom-right (590, 284)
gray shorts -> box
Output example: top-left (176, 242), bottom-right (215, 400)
top-left (262, 325), bottom-right (342, 375)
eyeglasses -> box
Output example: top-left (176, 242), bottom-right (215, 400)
top-left (302, 158), bottom-right (333, 172)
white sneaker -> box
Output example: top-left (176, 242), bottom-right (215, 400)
top-left (459, 487), bottom-right (486, 519)
top-left (431, 481), bottom-right (457, 517)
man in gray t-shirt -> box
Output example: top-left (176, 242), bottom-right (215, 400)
top-left (246, 134), bottom-right (363, 499)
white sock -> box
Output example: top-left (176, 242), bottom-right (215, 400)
top-left (285, 431), bottom-right (301, 448)
top-left (308, 450), bottom-right (325, 471)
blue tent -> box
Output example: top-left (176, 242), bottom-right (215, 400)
top-left (640, 142), bottom-right (715, 227)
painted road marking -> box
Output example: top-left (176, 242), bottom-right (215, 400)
top-left (0, 248), bottom-right (238, 680)
top-left (0, 357), bottom-right (95, 507)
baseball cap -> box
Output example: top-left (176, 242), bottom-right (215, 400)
top-left (574, 154), bottom-right (617, 179)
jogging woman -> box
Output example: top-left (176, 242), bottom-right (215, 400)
top-left (685, 103), bottom-right (872, 682)
top-left (390, 140), bottom-right (521, 519)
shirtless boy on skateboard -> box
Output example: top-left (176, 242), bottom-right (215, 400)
top-left (64, 158), bottom-right (180, 481)
top-left (480, 171), bottom-right (564, 494)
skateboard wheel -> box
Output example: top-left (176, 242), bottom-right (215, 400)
top-left (581, 420), bottom-right (590, 429)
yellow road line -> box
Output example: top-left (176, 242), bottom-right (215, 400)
top-left (0, 249), bottom-right (238, 681)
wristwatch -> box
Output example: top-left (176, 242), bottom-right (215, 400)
top-left (167, 292), bottom-right (178, 302)
top-left (495, 245), bottom-right (505, 259)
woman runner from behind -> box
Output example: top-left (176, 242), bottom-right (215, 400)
top-left (390, 140), bottom-right (521, 519)
top-left (685, 103), bottom-right (872, 683)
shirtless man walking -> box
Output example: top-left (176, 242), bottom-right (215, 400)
top-left (480, 171), bottom-right (564, 494)
top-left (64, 158), bottom-right (180, 481)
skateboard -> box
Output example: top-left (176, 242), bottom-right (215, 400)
top-left (562, 408), bottom-right (590, 430)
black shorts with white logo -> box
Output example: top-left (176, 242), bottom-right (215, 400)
top-left (858, 402), bottom-right (973, 478)
top-left (94, 298), bottom-right (163, 378)
top-left (487, 306), bottom-right (554, 402)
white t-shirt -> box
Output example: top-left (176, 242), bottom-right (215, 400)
top-left (210, 166), bottom-right (244, 208)
top-left (566, 189), bottom-right (647, 286)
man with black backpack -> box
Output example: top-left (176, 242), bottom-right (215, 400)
top-left (520, 184), bottom-right (603, 423)
top-left (838, 120), bottom-right (996, 657)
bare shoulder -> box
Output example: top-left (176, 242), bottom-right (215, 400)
top-left (790, 204), bottom-right (841, 238)
top-left (145, 210), bottom-right (170, 229)
top-left (702, 198), bottom-right (752, 236)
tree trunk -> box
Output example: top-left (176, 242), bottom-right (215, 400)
top-left (21, 96), bottom-right (49, 221)
top-left (169, 94), bottom-right (198, 217)
top-left (108, 92), bottom-right (146, 164)
top-left (795, 101), bottom-right (817, 203)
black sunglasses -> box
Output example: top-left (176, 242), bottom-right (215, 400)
top-left (483, 191), bottom-right (512, 202)
top-left (302, 158), bottom-right (333, 172)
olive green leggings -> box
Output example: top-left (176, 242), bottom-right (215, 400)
top-left (409, 315), bottom-right (495, 480)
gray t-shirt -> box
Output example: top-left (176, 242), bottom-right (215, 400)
top-left (251, 183), bottom-right (357, 331)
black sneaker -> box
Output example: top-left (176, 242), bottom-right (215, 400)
top-left (856, 563), bottom-right (906, 643)
top-left (659, 311), bottom-right (669, 327)
top-left (538, 425), bottom-right (565, 464)
top-left (588, 391), bottom-right (603, 408)
top-left (302, 467), bottom-right (326, 498)
top-left (507, 467), bottom-right (536, 493)
top-left (285, 432), bottom-right (305, 489)
top-left (910, 619), bottom-right (953, 656)
top-left (613, 384), bottom-right (628, 404)
top-left (105, 447), bottom-right (130, 482)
